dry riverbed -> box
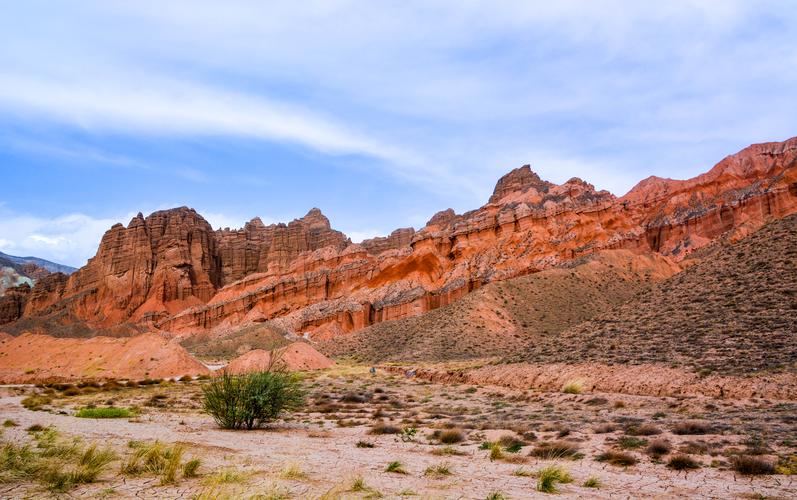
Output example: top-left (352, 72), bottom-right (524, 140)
top-left (0, 365), bottom-right (795, 498)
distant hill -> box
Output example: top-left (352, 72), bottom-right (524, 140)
top-left (0, 251), bottom-right (76, 275)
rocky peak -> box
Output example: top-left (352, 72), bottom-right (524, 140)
top-left (489, 165), bottom-right (554, 203)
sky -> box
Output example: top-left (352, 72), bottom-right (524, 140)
top-left (1, 1), bottom-right (796, 268)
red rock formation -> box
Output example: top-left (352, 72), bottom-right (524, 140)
top-left (0, 283), bottom-right (31, 324)
top-left (9, 137), bottom-right (797, 341)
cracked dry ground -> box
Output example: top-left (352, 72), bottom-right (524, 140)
top-left (1, 366), bottom-right (795, 499)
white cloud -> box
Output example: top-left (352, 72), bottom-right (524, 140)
top-left (346, 229), bottom-right (385, 244)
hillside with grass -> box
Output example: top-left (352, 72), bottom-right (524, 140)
top-left (513, 214), bottom-right (797, 376)
top-left (319, 250), bottom-right (679, 362)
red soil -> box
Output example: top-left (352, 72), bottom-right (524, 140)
top-left (0, 333), bottom-right (209, 383)
top-left (224, 342), bottom-right (335, 373)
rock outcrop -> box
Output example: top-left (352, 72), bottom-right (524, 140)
top-left (6, 137), bottom-right (797, 343)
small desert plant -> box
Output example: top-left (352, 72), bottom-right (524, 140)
top-left (438, 428), bottom-right (465, 444)
top-left (618, 436), bottom-right (648, 450)
top-left (595, 450), bottom-right (638, 466)
top-left (424, 462), bottom-right (452, 478)
top-left (593, 423), bottom-right (618, 434)
top-left (280, 462), bottom-right (308, 480)
top-left (431, 446), bottom-right (466, 456)
top-left (400, 427), bottom-right (418, 442)
top-left (583, 476), bottom-right (600, 488)
top-left (512, 467), bottom-right (533, 477)
top-left (531, 441), bottom-right (582, 460)
top-left (498, 435), bottom-right (525, 453)
top-left (21, 395), bottom-right (52, 411)
top-left (26, 424), bottom-right (45, 432)
top-left (368, 422), bottom-right (400, 435)
top-left (183, 458), bottom-right (201, 477)
top-left (385, 460), bottom-right (407, 474)
top-left (202, 367), bottom-right (305, 430)
top-left (203, 468), bottom-right (246, 485)
top-left (535, 465), bottom-right (573, 493)
top-left (730, 455), bottom-right (776, 475)
top-left (626, 423), bottom-right (661, 436)
top-left (561, 380), bottom-right (583, 394)
top-left (488, 442), bottom-right (504, 461)
top-left (646, 439), bottom-right (672, 457)
top-left (672, 421), bottom-right (712, 435)
top-left (2, 420), bottom-right (18, 427)
top-left (356, 440), bottom-right (375, 448)
top-left (667, 454), bottom-right (700, 470)
top-left (486, 492), bottom-right (508, 500)
top-left (75, 407), bottom-right (134, 418)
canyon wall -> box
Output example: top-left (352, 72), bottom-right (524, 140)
top-left (6, 137), bottom-right (797, 339)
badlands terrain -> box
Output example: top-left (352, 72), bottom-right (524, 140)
top-left (0, 137), bottom-right (796, 498)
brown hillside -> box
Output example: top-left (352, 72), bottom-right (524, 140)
top-left (225, 342), bottom-right (334, 373)
top-left (319, 250), bottom-right (679, 362)
top-left (513, 213), bottom-right (797, 375)
top-left (181, 322), bottom-right (291, 361)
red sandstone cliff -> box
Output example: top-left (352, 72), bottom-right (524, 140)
top-left (6, 137), bottom-right (797, 340)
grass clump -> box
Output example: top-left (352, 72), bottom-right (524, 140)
top-left (672, 421), bottom-right (713, 435)
top-left (561, 380), bottom-right (583, 395)
top-left (202, 367), bottom-right (305, 430)
top-left (0, 428), bottom-right (116, 492)
top-left (183, 458), bottom-right (201, 478)
top-left (75, 407), bottom-right (134, 419)
top-left (437, 428), bottom-right (465, 444)
top-left (595, 450), bottom-right (638, 467)
top-left (667, 454), bottom-right (700, 470)
top-left (431, 446), bottom-right (466, 456)
top-left (21, 395), bottom-right (52, 411)
top-left (203, 468), bottom-right (247, 485)
top-left (280, 462), bottom-right (308, 480)
top-left (385, 460), bottom-right (407, 474)
top-left (356, 440), bottom-right (375, 448)
top-left (486, 492), bottom-right (508, 500)
top-left (530, 441), bottom-right (583, 460)
top-left (730, 455), bottom-right (776, 475)
top-left (2, 420), bottom-right (18, 428)
top-left (618, 436), bottom-right (648, 450)
top-left (583, 476), bottom-right (601, 488)
top-left (535, 465), bottom-right (573, 493)
top-left (646, 439), bottom-right (672, 457)
top-left (120, 441), bottom-right (197, 485)
top-left (424, 462), bottom-right (452, 478)
top-left (368, 422), bottom-right (400, 435)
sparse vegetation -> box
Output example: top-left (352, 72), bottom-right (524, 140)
top-left (531, 441), bottom-right (582, 460)
top-left (76, 407), bottom-right (134, 418)
top-left (667, 454), bottom-right (700, 470)
top-left (385, 460), bottom-right (407, 474)
top-left (646, 439), bottom-right (672, 457)
top-left (596, 450), bottom-right (638, 467)
top-left (561, 380), bottom-right (583, 395)
top-left (583, 476), bottom-right (600, 488)
top-left (536, 465), bottom-right (573, 493)
top-left (730, 455), bottom-right (776, 475)
top-left (424, 462), bottom-right (452, 478)
top-left (672, 421), bottom-right (713, 435)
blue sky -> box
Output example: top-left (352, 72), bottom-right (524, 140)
top-left (1, 1), bottom-right (796, 267)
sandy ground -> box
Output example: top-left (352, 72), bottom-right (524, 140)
top-left (0, 367), bottom-right (795, 499)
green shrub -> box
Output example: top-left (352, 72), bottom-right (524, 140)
top-left (385, 460), bottom-right (407, 474)
top-left (183, 458), bottom-right (201, 477)
top-left (76, 407), bottom-right (134, 419)
top-left (536, 465), bottom-right (572, 493)
top-left (201, 369), bottom-right (305, 430)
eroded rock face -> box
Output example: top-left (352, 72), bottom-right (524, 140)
top-left (0, 284), bottom-right (31, 324)
top-left (10, 137), bottom-right (797, 339)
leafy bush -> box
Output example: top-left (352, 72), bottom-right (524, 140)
top-left (201, 369), bottom-right (305, 430)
